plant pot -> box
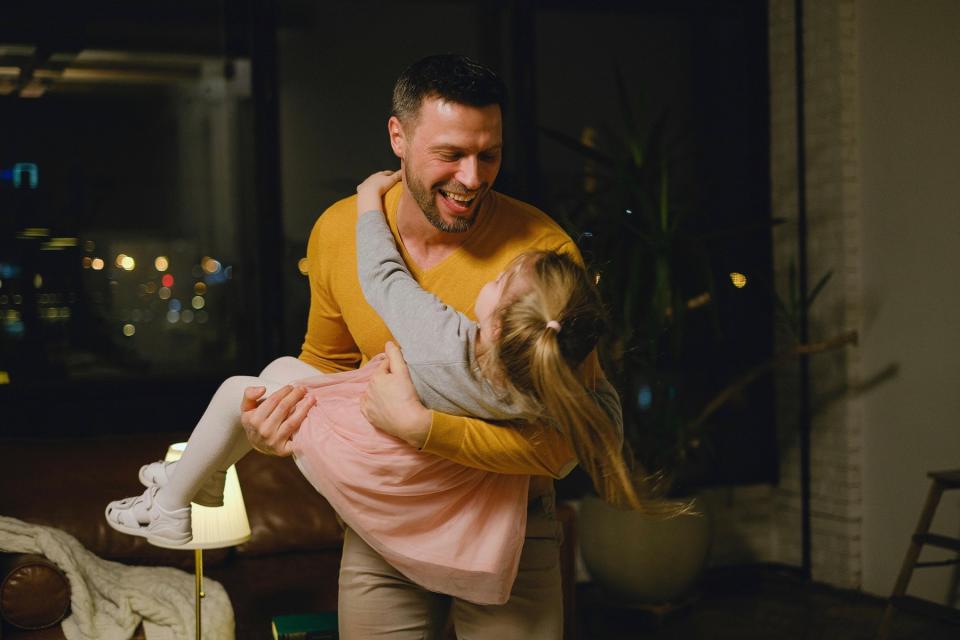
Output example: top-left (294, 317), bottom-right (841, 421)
top-left (578, 495), bottom-right (710, 604)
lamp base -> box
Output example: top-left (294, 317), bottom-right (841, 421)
top-left (195, 548), bottom-right (204, 640)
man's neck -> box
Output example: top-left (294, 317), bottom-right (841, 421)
top-left (396, 189), bottom-right (472, 271)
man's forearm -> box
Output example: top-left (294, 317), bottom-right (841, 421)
top-left (421, 412), bottom-right (577, 478)
top-left (419, 351), bottom-right (620, 478)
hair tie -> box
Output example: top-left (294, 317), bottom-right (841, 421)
top-left (545, 320), bottom-right (562, 332)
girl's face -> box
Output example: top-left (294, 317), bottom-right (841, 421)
top-left (475, 271), bottom-right (509, 328)
top-left (474, 255), bottom-right (531, 344)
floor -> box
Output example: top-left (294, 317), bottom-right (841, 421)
top-left (575, 565), bottom-right (959, 640)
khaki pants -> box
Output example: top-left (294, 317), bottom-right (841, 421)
top-left (338, 496), bottom-right (563, 639)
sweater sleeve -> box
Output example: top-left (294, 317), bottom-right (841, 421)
top-left (299, 210), bottom-right (363, 373)
top-left (421, 350), bottom-right (621, 478)
top-left (421, 412), bottom-right (578, 479)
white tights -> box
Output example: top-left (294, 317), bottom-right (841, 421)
top-left (156, 356), bottom-right (321, 511)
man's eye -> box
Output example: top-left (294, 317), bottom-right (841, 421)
top-left (480, 153), bottom-right (499, 163)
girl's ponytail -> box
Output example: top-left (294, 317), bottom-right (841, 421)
top-left (495, 251), bottom-right (691, 516)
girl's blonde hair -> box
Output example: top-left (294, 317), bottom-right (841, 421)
top-left (489, 251), bottom-right (690, 516)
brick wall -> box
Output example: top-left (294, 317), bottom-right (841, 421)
top-left (767, 0), bottom-right (864, 589)
top-left (704, 1), bottom-right (864, 590)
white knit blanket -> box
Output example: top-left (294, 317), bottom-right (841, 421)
top-left (0, 516), bottom-right (234, 640)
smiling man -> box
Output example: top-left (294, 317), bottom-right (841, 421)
top-left (389, 71), bottom-right (502, 237)
top-left (242, 54), bottom-right (585, 639)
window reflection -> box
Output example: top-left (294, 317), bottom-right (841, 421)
top-left (0, 47), bottom-right (252, 381)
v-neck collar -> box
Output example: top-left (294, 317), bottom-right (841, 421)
top-left (383, 182), bottom-right (495, 279)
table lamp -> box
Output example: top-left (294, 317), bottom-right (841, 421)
top-left (150, 442), bottom-right (251, 639)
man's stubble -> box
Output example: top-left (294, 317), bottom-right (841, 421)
top-left (402, 164), bottom-right (480, 234)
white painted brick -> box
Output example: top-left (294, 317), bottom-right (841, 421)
top-left (767, 0), bottom-right (864, 589)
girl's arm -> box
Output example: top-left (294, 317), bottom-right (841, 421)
top-left (356, 173), bottom-right (478, 370)
top-left (357, 171), bottom-right (527, 423)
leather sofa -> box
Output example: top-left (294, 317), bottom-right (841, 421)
top-left (0, 433), bottom-right (576, 639)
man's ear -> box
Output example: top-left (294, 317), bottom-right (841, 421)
top-left (388, 116), bottom-right (407, 159)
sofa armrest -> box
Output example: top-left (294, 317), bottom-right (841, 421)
top-left (0, 553), bottom-right (69, 632)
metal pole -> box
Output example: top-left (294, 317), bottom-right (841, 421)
top-left (248, 0), bottom-right (284, 364)
top-left (793, 0), bottom-right (812, 581)
top-left (195, 548), bottom-right (204, 639)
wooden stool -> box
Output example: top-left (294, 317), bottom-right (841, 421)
top-left (878, 469), bottom-right (960, 639)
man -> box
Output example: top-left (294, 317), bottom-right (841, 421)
top-left (241, 54), bottom-right (584, 639)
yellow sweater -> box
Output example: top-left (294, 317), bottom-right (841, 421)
top-left (299, 182), bottom-right (577, 479)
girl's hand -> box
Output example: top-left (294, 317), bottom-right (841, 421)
top-left (357, 169), bottom-right (401, 214)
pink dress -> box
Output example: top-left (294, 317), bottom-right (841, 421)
top-left (289, 355), bottom-right (530, 605)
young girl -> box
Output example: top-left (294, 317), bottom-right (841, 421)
top-left (105, 170), bottom-right (637, 605)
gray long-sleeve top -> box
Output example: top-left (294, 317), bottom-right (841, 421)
top-left (356, 209), bottom-right (623, 437)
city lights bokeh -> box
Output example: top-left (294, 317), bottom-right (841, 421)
top-left (202, 257), bottom-right (221, 274)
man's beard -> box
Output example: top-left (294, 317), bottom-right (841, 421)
top-left (404, 165), bottom-right (482, 234)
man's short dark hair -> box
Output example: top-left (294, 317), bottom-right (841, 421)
top-left (392, 54), bottom-right (507, 125)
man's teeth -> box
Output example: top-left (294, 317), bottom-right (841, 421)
top-left (441, 190), bottom-right (475, 204)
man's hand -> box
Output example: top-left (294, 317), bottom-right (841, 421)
top-left (240, 384), bottom-right (315, 456)
top-left (360, 341), bottom-right (431, 448)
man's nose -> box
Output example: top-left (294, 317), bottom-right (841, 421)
top-left (456, 156), bottom-right (482, 191)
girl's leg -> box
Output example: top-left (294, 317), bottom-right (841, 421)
top-left (155, 373), bottom-right (270, 510)
top-left (157, 356), bottom-right (321, 510)
top-left (216, 356), bottom-right (322, 469)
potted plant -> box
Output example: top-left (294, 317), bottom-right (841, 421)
top-left (539, 73), bottom-right (857, 605)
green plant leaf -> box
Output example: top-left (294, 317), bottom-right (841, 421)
top-left (772, 290), bottom-right (799, 338)
top-left (806, 270), bottom-right (833, 308)
top-left (538, 126), bottom-right (616, 167)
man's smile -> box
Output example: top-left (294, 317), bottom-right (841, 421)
top-left (438, 189), bottom-right (479, 213)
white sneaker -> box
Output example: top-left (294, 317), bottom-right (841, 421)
top-left (104, 485), bottom-right (192, 546)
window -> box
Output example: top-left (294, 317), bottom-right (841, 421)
top-left (0, 50), bottom-right (253, 384)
